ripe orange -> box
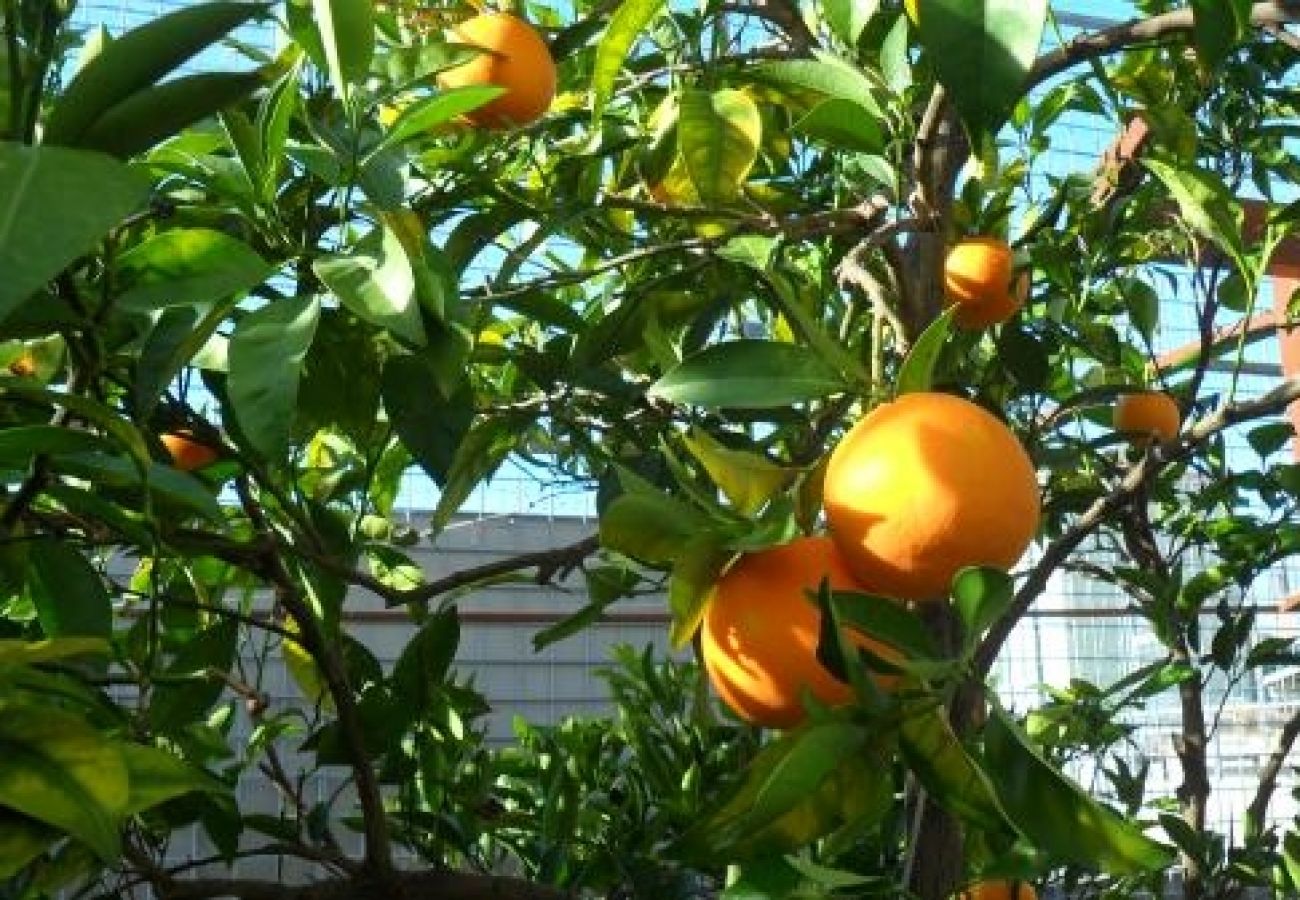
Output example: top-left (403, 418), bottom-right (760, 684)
top-left (161, 432), bottom-right (219, 472)
top-left (1114, 390), bottom-right (1181, 445)
top-left (437, 13), bottom-right (556, 129)
top-left (944, 237), bottom-right (1027, 329)
top-left (700, 536), bottom-right (893, 729)
top-left (823, 393), bottom-right (1040, 602)
top-left (960, 881), bottom-right (1037, 900)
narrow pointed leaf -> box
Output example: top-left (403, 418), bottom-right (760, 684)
top-left (650, 340), bottom-right (847, 409)
top-left (228, 297), bottom-right (320, 460)
top-left (591, 0), bottom-right (667, 117)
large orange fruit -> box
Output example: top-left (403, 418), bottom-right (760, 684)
top-left (1114, 390), bottom-right (1180, 446)
top-left (161, 432), bottom-right (219, 472)
top-left (959, 880), bottom-right (1037, 900)
top-left (944, 237), bottom-right (1027, 329)
top-left (823, 393), bottom-right (1040, 602)
top-left (700, 536), bottom-right (893, 729)
top-left (437, 13), bottom-right (556, 129)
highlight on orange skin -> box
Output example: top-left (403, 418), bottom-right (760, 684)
top-left (959, 880), bottom-right (1038, 900)
top-left (699, 536), bottom-right (895, 730)
top-left (1114, 390), bottom-right (1181, 446)
top-left (160, 432), bottom-right (219, 472)
top-left (944, 237), bottom-right (1027, 329)
top-left (823, 392), bottom-right (1040, 602)
top-left (436, 13), bottom-right (556, 130)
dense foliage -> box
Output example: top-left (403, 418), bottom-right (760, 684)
top-left (4, 1), bottom-right (1300, 898)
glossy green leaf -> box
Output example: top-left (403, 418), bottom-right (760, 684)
top-left (952, 566), bottom-right (1014, 649)
top-left (0, 426), bottom-right (112, 469)
top-left (116, 229), bottom-right (273, 311)
top-left (27, 539), bottom-right (111, 639)
top-left (313, 0), bottom-right (373, 98)
top-left (0, 144), bottom-right (148, 325)
top-left (824, 0), bottom-right (880, 46)
top-left (983, 705), bottom-right (1175, 873)
top-left (667, 536), bottom-right (734, 648)
top-left (77, 71), bottom-right (266, 159)
top-left (149, 620), bottom-right (239, 732)
top-left (591, 0), bottom-right (666, 117)
top-left (895, 306), bottom-right (955, 395)
top-left (650, 340), bottom-right (847, 409)
top-left (256, 55), bottom-right (301, 200)
top-left (827, 589), bottom-right (941, 661)
top-left (392, 607), bottom-right (460, 712)
top-left (381, 356), bottom-right (472, 485)
top-left (0, 700), bottom-right (128, 861)
top-left (678, 88), bottom-right (762, 205)
top-left (0, 637), bottom-right (110, 665)
top-left (119, 743), bottom-right (228, 815)
top-left (52, 453), bottom-right (223, 524)
top-left (1189, 0), bottom-right (1251, 72)
top-left (917, 0), bottom-right (1047, 144)
top-left (228, 296), bottom-right (320, 461)
top-left (749, 55), bottom-right (883, 116)
top-left (793, 98), bottom-right (885, 153)
top-left (0, 812), bottom-right (58, 878)
top-left (599, 488), bottom-right (711, 566)
top-left (1144, 158), bottom-right (1248, 276)
top-left (315, 226), bottom-right (426, 346)
top-left (375, 85), bottom-right (505, 153)
top-left (900, 701), bottom-right (1011, 834)
top-left (681, 428), bottom-right (793, 517)
top-left (43, 1), bottom-right (267, 145)
top-left (429, 416), bottom-right (517, 533)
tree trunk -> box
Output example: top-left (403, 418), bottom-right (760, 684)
top-left (1173, 656), bottom-right (1210, 900)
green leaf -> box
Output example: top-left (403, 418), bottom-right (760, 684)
top-left (0, 699), bottom-right (128, 861)
top-left (681, 428), bottom-right (793, 517)
top-left (315, 226), bottom-right (427, 346)
top-left (150, 620), bottom-right (239, 732)
top-left (256, 56), bottom-right (301, 200)
top-left (952, 566), bottom-right (1014, 649)
top-left (116, 229), bottom-right (273, 311)
top-left (899, 701), bottom-right (1011, 834)
top-left (678, 88), bottom-right (762, 205)
top-left (0, 379), bottom-right (151, 467)
top-left (895, 307), bottom-right (955, 395)
top-left (429, 416), bottom-right (517, 533)
top-left (27, 539), bottom-right (111, 639)
top-left (824, 0), bottom-right (880, 46)
top-left (677, 721), bottom-right (870, 859)
top-left (381, 356), bottom-right (473, 485)
top-left (76, 71), bottom-right (266, 159)
top-left (650, 340), bottom-right (847, 409)
top-left (228, 297), bottom-right (320, 461)
top-left (43, 1), bottom-right (267, 146)
top-left (1189, 0), bottom-right (1251, 72)
top-left (792, 98), bottom-right (885, 153)
top-left (599, 488), bottom-right (711, 566)
top-left (1144, 158), bottom-right (1247, 276)
top-left (667, 536), bottom-right (734, 649)
top-left (983, 705), bottom-right (1175, 873)
top-left (0, 812), bottom-right (58, 878)
top-left (0, 144), bottom-right (149, 325)
top-left (392, 608), bottom-right (460, 712)
top-left (918, 0), bottom-right (1047, 144)
top-left (375, 86), bottom-right (505, 153)
top-left (591, 0), bottom-right (667, 117)
top-left (0, 637), bottom-right (110, 666)
top-left (119, 743), bottom-right (228, 815)
top-left (53, 453), bottom-right (223, 524)
top-left (0, 426), bottom-right (111, 469)
top-left (827, 589), bottom-right (940, 661)
top-left (749, 56), bottom-right (883, 116)
top-left (313, 0), bottom-right (374, 98)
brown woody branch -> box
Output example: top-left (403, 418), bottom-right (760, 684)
top-left (1246, 705), bottom-right (1300, 834)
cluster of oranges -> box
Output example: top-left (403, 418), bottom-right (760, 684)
top-left (699, 242), bottom-right (1185, 734)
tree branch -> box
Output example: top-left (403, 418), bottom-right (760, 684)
top-left (1245, 704), bottom-right (1300, 834)
top-left (975, 375), bottom-right (1300, 679)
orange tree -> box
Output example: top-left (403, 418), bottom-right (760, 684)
top-left (5, 1), bottom-right (1300, 899)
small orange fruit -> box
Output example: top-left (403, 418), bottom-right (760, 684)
top-left (1114, 390), bottom-right (1181, 446)
top-left (161, 432), bottom-right (219, 472)
top-left (700, 536), bottom-right (895, 730)
top-left (960, 880), bottom-right (1037, 900)
top-left (436, 13), bottom-right (556, 129)
top-left (944, 237), bottom-right (1027, 329)
top-left (824, 393), bottom-right (1040, 602)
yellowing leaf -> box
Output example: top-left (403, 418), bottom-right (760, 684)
top-left (683, 428), bottom-right (793, 517)
top-left (679, 88), bottom-right (762, 205)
